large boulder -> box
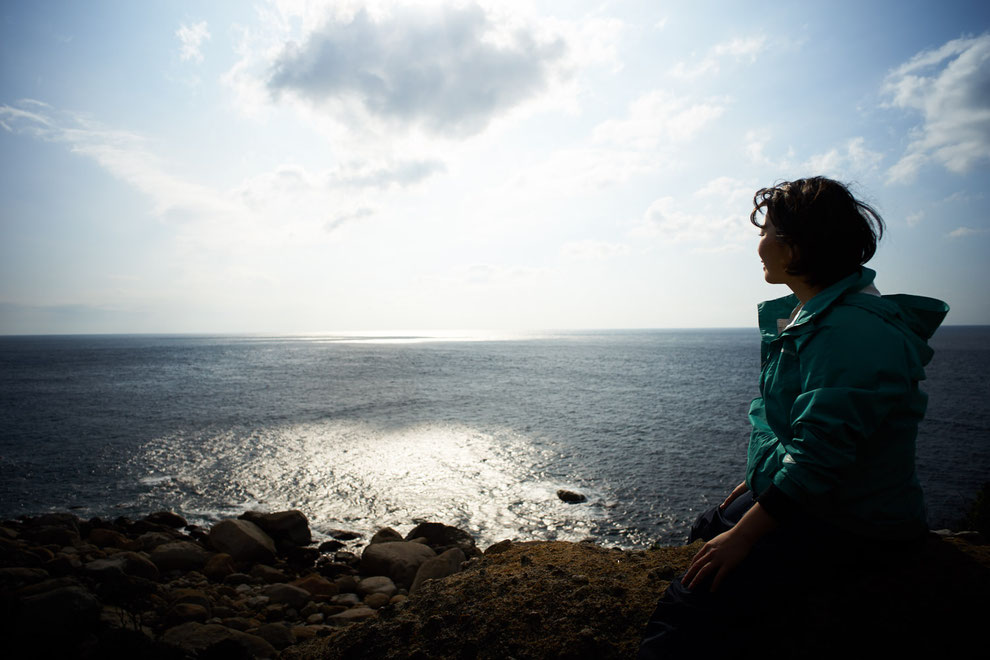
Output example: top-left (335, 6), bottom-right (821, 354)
top-left (240, 510), bottom-right (311, 546)
top-left (162, 622), bottom-right (277, 658)
top-left (208, 519), bottom-right (276, 564)
top-left (405, 522), bottom-right (479, 557)
top-left (369, 527), bottom-right (403, 545)
top-left (85, 551), bottom-right (160, 581)
top-left (150, 541), bottom-right (211, 572)
top-left (360, 541), bottom-right (436, 589)
top-left (292, 574), bottom-right (339, 598)
top-left (144, 511), bottom-right (188, 528)
top-left (264, 583), bottom-right (312, 609)
top-left (21, 585), bottom-right (101, 630)
top-left (357, 576), bottom-right (398, 598)
top-left (409, 547), bottom-right (466, 594)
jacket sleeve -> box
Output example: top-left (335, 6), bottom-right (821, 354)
top-left (769, 315), bottom-right (913, 505)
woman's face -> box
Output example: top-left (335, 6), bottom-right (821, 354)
top-left (757, 214), bottom-right (793, 285)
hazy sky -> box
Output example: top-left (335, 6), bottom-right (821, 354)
top-left (2, 0), bottom-right (988, 334)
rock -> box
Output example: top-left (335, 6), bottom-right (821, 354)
top-left (172, 587), bottom-right (213, 611)
top-left (21, 524), bottom-right (80, 547)
top-left (409, 548), bottom-right (466, 594)
top-left (250, 564), bottom-right (287, 584)
top-left (334, 550), bottom-right (359, 565)
top-left (208, 519), bottom-right (276, 564)
top-left (307, 612), bottom-right (325, 624)
top-left (85, 551), bottom-right (160, 581)
top-left (22, 585), bottom-right (101, 628)
top-left (318, 539), bottom-right (345, 552)
top-left (357, 575), bottom-right (398, 598)
top-left (369, 527), bottom-right (404, 544)
top-left (31, 513), bottom-right (82, 533)
top-left (162, 622), bottom-right (277, 658)
top-left (87, 528), bottom-right (130, 548)
top-left (335, 575), bottom-right (359, 593)
top-left (329, 529), bottom-right (362, 541)
top-left (0, 567), bottom-right (49, 585)
top-left (331, 593), bottom-right (362, 607)
top-left (204, 552), bottom-right (236, 581)
top-left (255, 622), bottom-right (297, 650)
top-left (167, 602), bottom-right (210, 624)
top-left (264, 583), bottom-right (312, 609)
top-left (239, 510), bottom-right (311, 546)
top-left (557, 489), bottom-right (587, 503)
top-left (224, 572), bottom-right (254, 585)
top-left (405, 522), bottom-right (479, 556)
top-left (150, 540), bottom-right (211, 572)
top-left (221, 616), bottom-right (258, 631)
top-left (328, 606), bottom-right (377, 625)
top-left (361, 541), bottom-right (436, 589)
top-left (317, 561), bottom-right (357, 579)
top-left (364, 593), bottom-right (391, 609)
top-left (292, 574), bottom-right (338, 597)
top-left (136, 531), bottom-right (179, 551)
top-left (144, 511), bottom-right (188, 528)
top-left (484, 540), bottom-right (513, 555)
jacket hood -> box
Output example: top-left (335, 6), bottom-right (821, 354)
top-left (757, 267), bottom-right (949, 366)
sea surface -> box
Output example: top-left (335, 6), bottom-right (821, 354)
top-left (1, 328), bottom-right (987, 549)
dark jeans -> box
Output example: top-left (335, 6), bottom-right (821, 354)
top-left (638, 494), bottom-right (858, 659)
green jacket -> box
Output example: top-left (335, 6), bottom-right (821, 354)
top-left (746, 267), bottom-right (949, 539)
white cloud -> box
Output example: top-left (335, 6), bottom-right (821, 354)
top-left (669, 35), bottom-right (766, 79)
top-left (804, 137), bottom-right (883, 177)
top-left (593, 91), bottom-right (726, 148)
top-left (693, 176), bottom-right (752, 207)
top-left (1, 101), bottom-right (230, 221)
top-left (947, 226), bottom-right (989, 238)
top-left (176, 21), bottom-right (211, 63)
top-left (264, 3), bottom-right (566, 136)
top-left (0, 101), bottom-right (428, 256)
top-left (560, 240), bottom-right (630, 261)
top-left (906, 210), bottom-right (925, 227)
top-left (884, 33), bottom-right (990, 183)
top-left (631, 177), bottom-right (758, 245)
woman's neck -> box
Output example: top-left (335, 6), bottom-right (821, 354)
top-left (787, 279), bottom-right (825, 304)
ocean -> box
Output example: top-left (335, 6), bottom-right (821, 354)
top-left (1, 327), bottom-right (987, 549)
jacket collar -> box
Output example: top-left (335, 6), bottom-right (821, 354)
top-left (757, 267), bottom-right (876, 342)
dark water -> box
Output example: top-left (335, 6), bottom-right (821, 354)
top-left (0, 328), bottom-right (987, 548)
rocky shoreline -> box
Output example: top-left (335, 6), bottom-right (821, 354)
top-left (1, 509), bottom-right (988, 659)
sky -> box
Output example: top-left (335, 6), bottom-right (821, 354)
top-left (1, 0), bottom-right (988, 334)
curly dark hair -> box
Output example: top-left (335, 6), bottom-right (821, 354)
top-left (749, 177), bottom-right (885, 287)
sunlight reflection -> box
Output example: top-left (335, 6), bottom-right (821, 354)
top-left (136, 420), bottom-right (603, 548)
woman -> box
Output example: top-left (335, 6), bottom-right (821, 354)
top-left (638, 177), bottom-right (949, 657)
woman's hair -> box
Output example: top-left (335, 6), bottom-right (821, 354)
top-left (749, 177), bottom-right (884, 287)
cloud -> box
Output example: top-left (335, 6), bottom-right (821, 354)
top-left (632, 176), bottom-right (757, 245)
top-left (669, 35), bottom-right (766, 79)
top-left (560, 240), bottom-right (630, 261)
top-left (177, 21), bottom-right (211, 63)
top-left (326, 207), bottom-right (374, 233)
top-left (334, 159), bottom-right (446, 188)
top-left (884, 33), bottom-right (990, 183)
top-left (1, 101), bottom-right (432, 256)
top-left (592, 91), bottom-right (726, 148)
top-left (804, 137), bottom-right (883, 177)
top-left (235, 159), bottom-right (445, 213)
top-left (947, 226), bottom-right (989, 238)
top-left (265, 3), bottom-right (566, 136)
top-left (693, 176), bottom-right (752, 206)
top-left (906, 210), bottom-right (925, 227)
top-left (0, 100), bottom-right (230, 220)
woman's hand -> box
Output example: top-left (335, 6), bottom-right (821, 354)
top-left (684, 527), bottom-right (756, 592)
top-left (683, 501), bottom-right (777, 592)
top-left (720, 481), bottom-right (749, 510)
